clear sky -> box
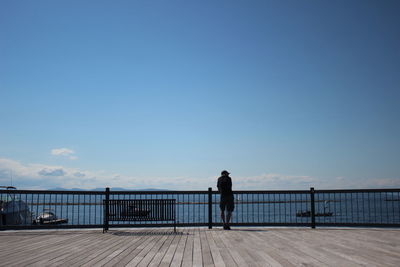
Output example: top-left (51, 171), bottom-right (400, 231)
top-left (1, 0), bottom-right (399, 190)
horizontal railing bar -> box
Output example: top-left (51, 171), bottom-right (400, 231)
top-left (110, 190), bottom-right (209, 194)
top-left (216, 223), bottom-right (312, 227)
top-left (108, 223), bottom-right (208, 228)
top-left (316, 223), bottom-right (400, 227)
top-left (0, 190), bottom-right (105, 195)
top-left (315, 189), bottom-right (400, 193)
top-left (231, 190), bottom-right (310, 194)
top-left (0, 224), bottom-right (104, 230)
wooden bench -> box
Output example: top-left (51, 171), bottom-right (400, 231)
top-left (103, 199), bottom-right (176, 233)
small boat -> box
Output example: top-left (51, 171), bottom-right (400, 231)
top-left (121, 205), bottom-right (151, 217)
top-left (33, 209), bottom-right (68, 225)
top-left (296, 210), bottom-right (311, 217)
top-left (296, 200), bottom-right (333, 217)
top-left (296, 211), bottom-right (333, 217)
top-left (1, 186), bottom-right (33, 226)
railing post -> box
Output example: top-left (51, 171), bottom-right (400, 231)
top-left (208, 187), bottom-right (212, 229)
top-left (104, 187), bottom-right (110, 233)
top-left (310, 187), bottom-right (316, 229)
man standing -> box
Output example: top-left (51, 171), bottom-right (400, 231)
top-left (217, 170), bottom-right (234, 230)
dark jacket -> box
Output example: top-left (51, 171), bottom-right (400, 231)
top-left (217, 175), bottom-right (233, 197)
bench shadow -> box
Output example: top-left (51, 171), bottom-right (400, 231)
top-left (110, 231), bottom-right (186, 236)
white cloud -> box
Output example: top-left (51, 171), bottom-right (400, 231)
top-left (51, 148), bottom-right (77, 160)
top-left (51, 148), bottom-right (74, 156)
top-left (1, 157), bottom-right (400, 190)
top-left (0, 157), bottom-right (213, 189)
top-left (73, 172), bottom-right (85, 178)
top-left (321, 176), bottom-right (400, 189)
top-left (38, 168), bottom-right (66, 176)
top-left (234, 173), bottom-right (317, 190)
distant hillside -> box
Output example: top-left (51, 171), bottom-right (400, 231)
top-left (49, 187), bottom-right (169, 191)
top-left (92, 188), bottom-right (170, 191)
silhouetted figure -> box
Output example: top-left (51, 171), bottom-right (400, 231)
top-left (217, 170), bottom-right (234, 230)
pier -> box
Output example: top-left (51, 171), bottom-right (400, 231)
top-left (1, 227), bottom-right (399, 266)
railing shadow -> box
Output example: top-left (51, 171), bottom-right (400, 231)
top-left (232, 228), bottom-right (268, 232)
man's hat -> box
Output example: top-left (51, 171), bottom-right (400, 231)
top-left (221, 170), bottom-right (230, 175)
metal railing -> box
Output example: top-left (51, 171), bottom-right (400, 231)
top-left (0, 189), bottom-right (104, 229)
top-left (1, 187), bottom-right (399, 230)
top-left (313, 188), bottom-right (400, 227)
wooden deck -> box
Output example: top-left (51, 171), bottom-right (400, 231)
top-left (0, 227), bottom-right (399, 266)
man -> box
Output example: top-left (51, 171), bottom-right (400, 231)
top-left (217, 170), bottom-right (234, 230)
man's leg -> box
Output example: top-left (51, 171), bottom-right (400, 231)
top-left (225, 198), bottom-right (234, 230)
top-left (226, 211), bottom-right (232, 224)
top-left (220, 200), bottom-right (227, 228)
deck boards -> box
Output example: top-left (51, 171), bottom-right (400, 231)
top-left (0, 227), bottom-right (399, 266)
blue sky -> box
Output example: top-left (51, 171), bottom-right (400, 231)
top-left (1, 0), bottom-right (399, 190)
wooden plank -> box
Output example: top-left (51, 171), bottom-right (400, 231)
top-left (255, 230), bottom-right (323, 266)
top-left (96, 231), bottom-right (165, 267)
top-left (102, 230), bottom-right (156, 267)
top-left (323, 243), bottom-right (382, 266)
top-left (97, 229), bottom-right (159, 266)
top-left (274, 229), bottom-right (360, 266)
top-left (181, 228), bottom-right (194, 267)
top-left (313, 229), bottom-right (400, 260)
top-left (205, 230), bottom-right (225, 267)
top-left (148, 230), bottom-right (178, 267)
top-left (225, 229), bottom-right (279, 267)
top-left (133, 233), bottom-right (170, 266)
top-left (228, 230), bottom-right (267, 267)
top-left (158, 228), bottom-right (184, 267)
top-left (49, 232), bottom-right (119, 266)
top-left (309, 229), bottom-right (400, 266)
top-left (192, 228), bottom-right (203, 267)
top-left (200, 229), bottom-right (214, 267)
top-left (239, 230), bottom-right (296, 267)
top-left (50, 232), bottom-right (117, 266)
top-left (326, 238), bottom-right (399, 266)
top-left (27, 233), bottom-right (103, 266)
top-left (71, 231), bottom-right (137, 266)
top-left (170, 227), bottom-right (189, 267)
top-left (111, 230), bottom-right (162, 266)
top-left (0, 234), bottom-right (53, 258)
top-left (3, 233), bottom-right (86, 266)
top-left (124, 235), bottom-right (160, 266)
top-left (0, 234), bottom-right (40, 251)
top-left (282, 228), bottom-right (399, 266)
top-left (218, 230), bottom-right (249, 267)
top-left (364, 229), bottom-right (400, 244)
top-left (0, 232), bottom-right (83, 263)
top-left (254, 249), bottom-right (285, 267)
top-left (210, 229), bottom-right (238, 267)
top-left (267, 230), bottom-right (329, 266)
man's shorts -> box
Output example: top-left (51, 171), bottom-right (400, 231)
top-left (220, 195), bottom-right (234, 212)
